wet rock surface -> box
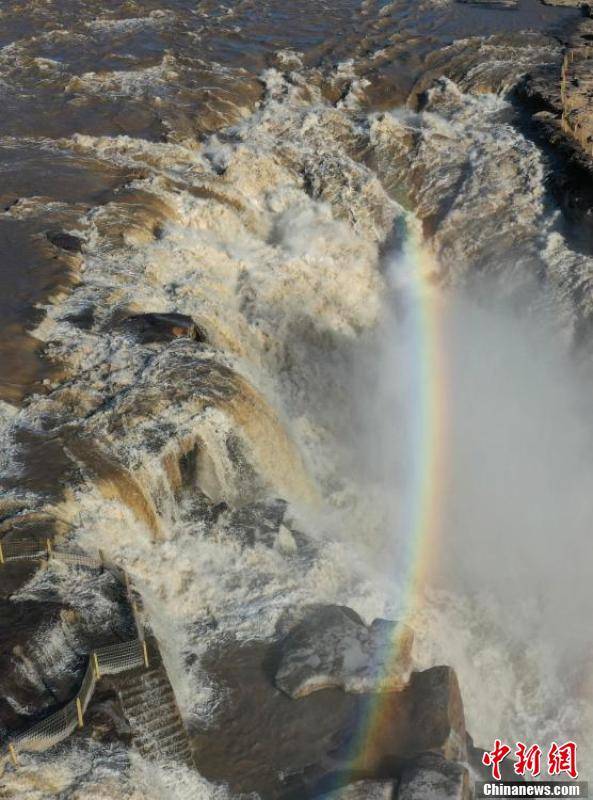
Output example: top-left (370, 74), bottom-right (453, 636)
top-left (275, 605), bottom-right (414, 698)
top-left (541, 0), bottom-right (586, 6)
top-left (194, 608), bottom-right (467, 799)
top-left (403, 666), bottom-right (467, 763)
top-left (0, 562), bottom-right (134, 740)
top-left (220, 498), bottom-right (289, 548)
top-left (193, 637), bottom-right (360, 799)
top-left (456, 0), bottom-right (518, 8)
top-left (119, 312), bottom-right (207, 344)
top-left (0, 148), bottom-right (135, 404)
top-left (82, 691), bottom-right (132, 745)
top-left (0, 598), bottom-right (73, 737)
top-left (397, 753), bottom-right (471, 800)
top-left (46, 230), bottom-right (85, 253)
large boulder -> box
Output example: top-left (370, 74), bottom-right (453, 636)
top-left (193, 637), bottom-right (363, 798)
top-left (275, 605), bottom-right (414, 699)
top-left (398, 754), bottom-right (471, 800)
top-left (404, 666), bottom-right (467, 762)
top-left (194, 617), bottom-right (468, 798)
top-left (349, 665), bottom-right (468, 777)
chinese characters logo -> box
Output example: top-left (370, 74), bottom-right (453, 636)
top-left (482, 740), bottom-right (578, 781)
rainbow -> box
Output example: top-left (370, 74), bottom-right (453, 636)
top-left (346, 226), bottom-right (449, 780)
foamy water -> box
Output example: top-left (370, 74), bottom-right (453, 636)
top-left (2, 2), bottom-right (593, 795)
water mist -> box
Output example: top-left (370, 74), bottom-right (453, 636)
top-left (350, 234), bottom-right (593, 773)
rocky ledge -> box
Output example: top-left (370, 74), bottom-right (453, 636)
top-left (456, 0), bottom-right (518, 8)
top-left (0, 576), bottom-right (476, 799)
top-left (193, 603), bottom-right (475, 799)
top-left (540, 0), bottom-right (587, 6)
top-left (274, 605), bottom-right (414, 699)
top-left (320, 754), bottom-right (471, 800)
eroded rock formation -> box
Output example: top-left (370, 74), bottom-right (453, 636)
top-left (193, 605), bottom-right (469, 799)
top-left (274, 605), bottom-right (414, 698)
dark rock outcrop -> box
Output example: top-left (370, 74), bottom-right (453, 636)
top-left (0, 599), bottom-right (75, 737)
top-left (81, 691), bottom-right (132, 745)
top-left (60, 305), bottom-right (96, 330)
top-left (221, 498), bottom-right (289, 548)
top-left (467, 732), bottom-right (520, 782)
top-left (193, 637), bottom-right (361, 798)
top-left (46, 230), bottom-right (84, 253)
top-left (514, 17), bottom-right (593, 238)
top-left (194, 606), bottom-right (468, 799)
top-left (275, 605), bottom-right (414, 699)
top-left (456, 0), bottom-right (517, 7)
top-left (540, 0), bottom-right (587, 6)
top-left (119, 312), bottom-right (206, 344)
top-left (0, 565), bottom-right (135, 740)
top-left (404, 666), bottom-right (467, 763)
top-left (348, 664), bottom-right (468, 778)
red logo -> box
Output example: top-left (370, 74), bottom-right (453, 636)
top-left (548, 741), bottom-right (578, 779)
top-left (482, 741), bottom-right (578, 780)
top-left (514, 742), bottom-right (542, 778)
top-left (482, 740), bottom-right (512, 780)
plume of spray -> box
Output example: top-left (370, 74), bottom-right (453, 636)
top-left (346, 221), bottom-right (593, 773)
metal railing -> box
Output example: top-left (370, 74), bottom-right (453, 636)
top-left (6, 640), bottom-right (150, 763)
top-left (0, 538), bottom-right (51, 563)
top-left (0, 538), bottom-right (103, 569)
top-left (0, 537), bottom-right (152, 769)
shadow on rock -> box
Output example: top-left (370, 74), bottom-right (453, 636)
top-left (192, 604), bottom-right (469, 800)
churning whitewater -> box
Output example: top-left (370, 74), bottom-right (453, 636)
top-left (1, 0), bottom-right (593, 797)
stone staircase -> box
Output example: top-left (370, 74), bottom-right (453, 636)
top-left (117, 665), bottom-right (194, 767)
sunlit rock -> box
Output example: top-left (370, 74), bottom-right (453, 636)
top-left (275, 605), bottom-right (414, 698)
top-left (403, 666), bottom-right (467, 762)
top-left (196, 638), bottom-right (469, 797)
